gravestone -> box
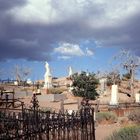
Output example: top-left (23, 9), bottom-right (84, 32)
top-left (110, 85), bottom-right (118, 105)
top-left (99, 78), bottom-right (107, 94)
top-left (27, 79), bottom-right (32, 85)
top-left (135, 93), bottom-right (140, 103)
top-left (14, 81), bottom-right (18, 86)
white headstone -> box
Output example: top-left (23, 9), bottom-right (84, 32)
top-left (27, 79), bottom-right (32, 84)
top-left (14, 81), bottom-right (18, 85)
top-left (135, 93), bottom-right (140, 103)
top-left (69, 83), bottom-right (73, 92)
top-left (44, 62), bottom-right (52, 89)
top-left (110, 85), bottom-right (118, 105)
top-left (37, 89), bottom-right (41, 94)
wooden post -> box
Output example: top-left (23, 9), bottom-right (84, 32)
top-left (92, 108), bottom-right (95, 140)
top-left (78, 99), bottom-right (81, 110)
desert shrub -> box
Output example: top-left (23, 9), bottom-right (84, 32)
top-left (128, 109), bottom-right (140, 124)
top-left (96, 112), bottom-right (117, 124)
top-left (106, 125), bottom-right (140, 140)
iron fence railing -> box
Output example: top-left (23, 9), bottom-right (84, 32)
top-left (0, 95), bottom-right (95, 140)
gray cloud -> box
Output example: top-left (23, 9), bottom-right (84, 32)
top-left (0, 0), bottom-right (27, 11)
top-left (0, 0), bottom-right (140, 62)
top-left (98, 11), bottom-right (140, 52)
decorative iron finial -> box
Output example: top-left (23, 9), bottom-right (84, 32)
top-left (30, 94), bottom-right (39, 110)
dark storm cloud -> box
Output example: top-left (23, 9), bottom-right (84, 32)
top-left (0, 0), bottom-right (27, 11)
top-left (0, 0), bottom-right (140, 62)
top-left (0, 0), bottom-right (52, 61)
top-left (96, 11), bottom-right (140, 55)
top-left (123, 12), bottom-right (140, 55)
top-left (0, 40), bottom-right (51, 61)
top-left (0, 10), bottom-right (90, 61)
top-left (0, 17), bottom-right (52, 61)
top-left (0, 23), bottom-right (52, 61)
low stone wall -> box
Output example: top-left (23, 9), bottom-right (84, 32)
top-left (37, 94), bottom-right (67, 102)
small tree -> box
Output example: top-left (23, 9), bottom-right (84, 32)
top-left (13, 65), bottom-right (21, 83)
top-left (72, 71), bottom-right (99, 100)
top-left (107, 70), bottom-right (121, 86)
top-left (113, 49), bottom-right (140, 98)
top-left (13, 65), bottom-right (31, 83)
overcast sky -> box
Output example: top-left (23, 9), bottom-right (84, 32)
top-left (0, 0), bottom-right (140, 80)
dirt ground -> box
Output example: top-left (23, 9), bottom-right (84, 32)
top-left (95, 124), bottom-right (121, 140)
top-left (0, 84), bottom-right (136, 140)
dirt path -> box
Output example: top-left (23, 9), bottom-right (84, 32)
top-left (95, 124), bottom-right (121, 140)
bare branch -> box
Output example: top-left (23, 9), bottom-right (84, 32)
top-left (12, 65), bottom-right (32, 82)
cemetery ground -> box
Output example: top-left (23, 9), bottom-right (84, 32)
top-left (0, 82), bottom-right (140, 140)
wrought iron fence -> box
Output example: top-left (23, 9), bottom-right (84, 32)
top-left (0, 95), bottom-right (95, 140)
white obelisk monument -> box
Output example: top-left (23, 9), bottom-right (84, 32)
top-left (110, 85), bottom-right (118, 105)
top-left (44, 62), bottom-right (52, 90)
top-left (68, 66), bottom-right (73, 77)
top-left (68, 66), bottom-right (73, 92)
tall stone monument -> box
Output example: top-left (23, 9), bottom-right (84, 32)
top-left (99, 78), bottom-right (107, 94)
top-left (110, 85), bottom-right (118, 105)
top-left (68, 66), bottom-right (73, 92)
top-left (44, 62), bottom-right (52, 89)
top-left (68, 66), bottom-right (73, 77)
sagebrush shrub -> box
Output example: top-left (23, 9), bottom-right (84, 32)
top-left (106, 125), bottom-right (140, 140)
top-left (96, 112), bottom-right (117, 124)
top-left (128, 109), bottom-right (140, 124)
